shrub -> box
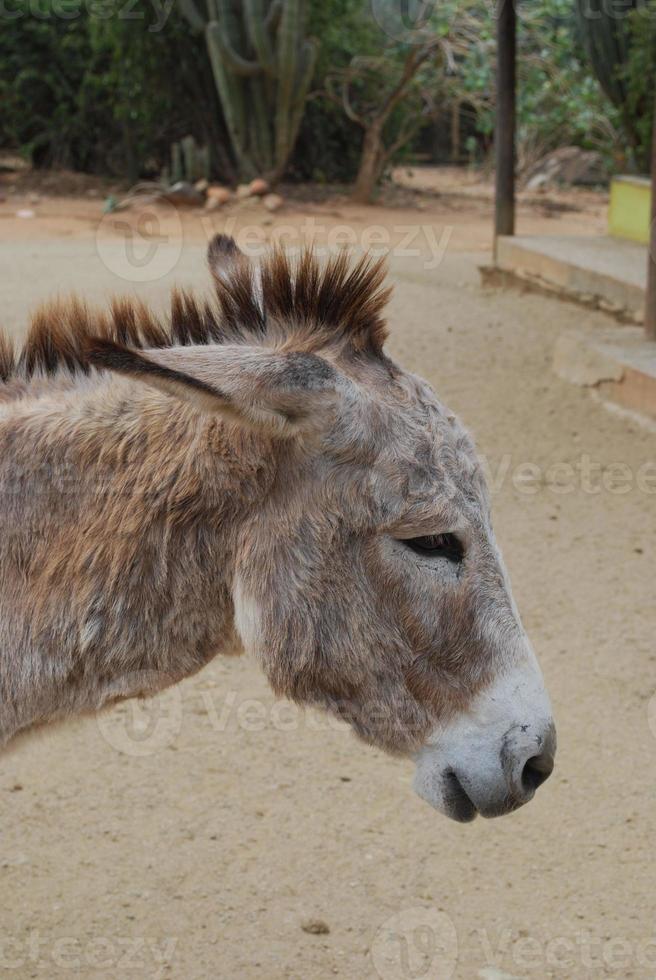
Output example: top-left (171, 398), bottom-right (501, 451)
top-left (0, 0), bottom-right (231, 179)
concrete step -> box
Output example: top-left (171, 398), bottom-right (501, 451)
top-left (554, 325), bottom-right (656, 423)
top-left (492, 234), bottom-right (646, 322)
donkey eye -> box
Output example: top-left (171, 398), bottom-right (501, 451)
top-left (402, 533), bottom-right (464, 563)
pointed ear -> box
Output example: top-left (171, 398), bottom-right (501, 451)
top-left (207, 234), bottom-right (249, 286)
top-left (85, 338), bottom-right (342, 438)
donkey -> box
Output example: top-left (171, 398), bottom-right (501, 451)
top-left (0, 235), bottom-right (555, 821)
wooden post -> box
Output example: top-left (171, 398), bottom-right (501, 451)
top-left (645, 91), bottom-right (656, 341)
top-left (494, 0), bottom-right (516, 258)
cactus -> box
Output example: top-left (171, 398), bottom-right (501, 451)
top-left (574, 0), bottom-right (637, 107)
top-left (171, 140), bottom-right (184, 183)
top-left (169, 136), bottom-right (211, 184)
top-left (178, 0), bottom-right (317, 182)
top-left (574, 0), bottom-right (645, 165)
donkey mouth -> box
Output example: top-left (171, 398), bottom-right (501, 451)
top-left (442, 770), bottom-right (478, 823)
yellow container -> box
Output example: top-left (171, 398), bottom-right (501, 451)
top-left (608, 175), bottom-right (651, 245)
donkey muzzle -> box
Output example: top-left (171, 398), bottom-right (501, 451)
top-left (412, 662), bottom-right (556, 822)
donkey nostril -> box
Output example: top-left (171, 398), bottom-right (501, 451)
top-left (521, 754), bottom-right (554, 794)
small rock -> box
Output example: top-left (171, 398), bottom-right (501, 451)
top-left (16, 209), bottom-right (35, 219)
top-left (194, 178), bottom-right (209, 193)
top-left (526, 172), bottom-right (548, 191)
top-left (207, 187), bottom-right (232, 210)
top-left (207, 185), bottom-right (231, 205)
top-left (163, 181), bottom-right (204, 207)
top-left (263, 193), bottom-right (283, 213)
top-left (236, 183), bottom-right (253, 200)
top-left (249, 177), bottom-right (269, 197)
top-left (599, 298), bottom-right (622, 314)
top-left (523, 146), bottom-right (607, 189)
top-left (301, 918), bottom-right (330, 935)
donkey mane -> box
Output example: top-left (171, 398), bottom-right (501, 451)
top-left (0, 238), bottom-right (391, 385)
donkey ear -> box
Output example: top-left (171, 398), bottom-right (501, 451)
top-left (85, 338), bottom-right (342, 438)
top-left (207, 234), bottom-right (249, 286)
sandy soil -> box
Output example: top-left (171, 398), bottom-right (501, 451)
top-left (0, 170), bottom-right (654, 980)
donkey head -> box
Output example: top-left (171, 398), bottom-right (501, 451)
top-left (92, 235), bottom-right (555, 822)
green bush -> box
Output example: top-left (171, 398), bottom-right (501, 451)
top-left (455, 0), bottom-right (621, 172)
top-left (619, 2), bottom-right (656, 172)
top-left (0, 0), bottom-right (94, 168)
top-left (0, 0), bottom-right (230, 179)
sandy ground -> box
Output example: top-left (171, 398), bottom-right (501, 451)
top-left (0, 172), bottom-right (654, 979)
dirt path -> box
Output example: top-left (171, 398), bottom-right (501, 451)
top-left (0, 184), bottom-right (654, 979)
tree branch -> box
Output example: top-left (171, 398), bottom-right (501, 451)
top-left (376, 39), bottom-right (442, 124)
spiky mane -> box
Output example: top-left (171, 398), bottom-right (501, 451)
top-left (0, 246), bottom-right (391, 384)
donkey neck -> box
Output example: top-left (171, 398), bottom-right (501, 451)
top-left (0, 377), bottom-right (284, 745)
